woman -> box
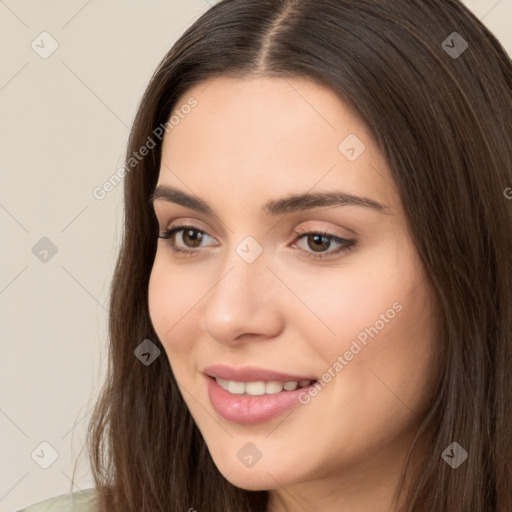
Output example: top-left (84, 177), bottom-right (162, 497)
top-left (19, 0), bottom-right (512, 510)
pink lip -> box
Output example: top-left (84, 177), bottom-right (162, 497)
top-left (203, 364), bottom-right (318, 383)
top-left (206, 375), bottom-right (318, 424)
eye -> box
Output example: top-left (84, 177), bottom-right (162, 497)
top-left (158, 224), bottom-right (356, 260)
top-left (158, 225), bottom-right (218, 256)
top-left (292, 228), bottom-right (356, 260)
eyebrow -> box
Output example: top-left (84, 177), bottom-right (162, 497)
top-left (149, 185), bottom-right (390, 216)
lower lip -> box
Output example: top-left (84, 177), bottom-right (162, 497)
top-left (206, 376), bottom-right (317, 424)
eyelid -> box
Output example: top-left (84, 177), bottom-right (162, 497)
top-left (157, 216), bottom-right (217, 236)
top-left (294, 224), bottom-right (350, 239)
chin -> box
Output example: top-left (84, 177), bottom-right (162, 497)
top-left (221, 469), bottom-right (277, 491)
top-left (214, 459), bottom-right (297, 491)
top-left (207, 451), bottom-right (285, 490)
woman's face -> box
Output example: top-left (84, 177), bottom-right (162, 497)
top-left (148, 75), bottom-right (438, 507)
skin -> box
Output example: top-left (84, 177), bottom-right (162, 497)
top-left (148, 75), bottom-right (439, 512)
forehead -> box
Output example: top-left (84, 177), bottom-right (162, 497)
top-left (164, 75), bottom-right (369, 153)
top-left (158, 75), bottom-right (398, 214)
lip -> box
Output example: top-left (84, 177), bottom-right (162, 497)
top-left (205, 375), bottom-right (318, 424)
top-left (203, 364), bottom-right (318, 383)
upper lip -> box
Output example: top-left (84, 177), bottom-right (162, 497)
top-left (203, 364), bottom-right (318, 383)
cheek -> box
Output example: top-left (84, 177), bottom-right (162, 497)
top-left (147, 256), bottom-right (199, 363)
top-left (298, 245), bottom-right (416, 355)
top-left (312, 238), bottom-right (437, 408)
top-left (327, 276), bottom-right (437, 434)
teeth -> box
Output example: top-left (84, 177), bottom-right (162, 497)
top-left (245, 381), bottom-right (266, 395)
top-left (227, 380), bottom-right (245, 394)
top-left (215, 378), bottom-right (312, 395)
top-left (216, 377), bottom-right (229, 390)
top-left (265, 381), bottom-right (283, 394)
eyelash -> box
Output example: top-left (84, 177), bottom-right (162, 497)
top-left (158, 224), bottom-right (356, 261)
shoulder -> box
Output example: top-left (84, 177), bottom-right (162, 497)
top-left (17, 488), bottom-right (98, 512)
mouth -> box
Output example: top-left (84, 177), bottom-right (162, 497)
top-left (203, 365), bottom-right (320, 424)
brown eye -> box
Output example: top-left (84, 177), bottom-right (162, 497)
top-left (293, 230), bottom-right (356, 260)
top-left (180, 229), bottom-right (204, 248)
top-left (304, 233), bottom-right (331, 252)
top-left (158, 225), bottom-right (218, 256)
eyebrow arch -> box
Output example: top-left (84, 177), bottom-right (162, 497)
top-left (149, 185), bottom-right (390, 216)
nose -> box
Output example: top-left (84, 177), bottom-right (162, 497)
top-left (201, 250), bottom-right (284, 346)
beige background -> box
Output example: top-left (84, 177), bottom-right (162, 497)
top-left (1, 1), bottom-right (510, 510)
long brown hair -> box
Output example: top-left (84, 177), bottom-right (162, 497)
top-left (84, 1), bottom-right (512, 510)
